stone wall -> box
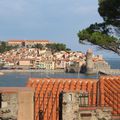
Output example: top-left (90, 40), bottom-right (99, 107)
top-left (60, 92), bottom-right (80, 120)
top-left (0, 87), bottom-right (34, 120)
top-left (86, 49), bottom-right (94, 74)
top-left (0, 93), bottom-right (18, 120)
top-left (85, 49), bottom-right (111, 74)
top-left (61, 92), bottom-right (112, 120)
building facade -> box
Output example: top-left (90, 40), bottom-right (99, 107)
top-left (7, 40), bottom-right (53, 47)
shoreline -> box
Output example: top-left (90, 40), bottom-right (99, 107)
top-left (0, 69), bottom-right (65, 73)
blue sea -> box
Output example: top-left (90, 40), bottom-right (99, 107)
top-left (0, 59), bottom-right (119, 87)
top-left (105, 58), bottom-right (120, 69)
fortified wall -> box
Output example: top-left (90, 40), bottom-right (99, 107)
top-left (85, 49), bottom-right (120, 75)
top-left (65, 49), bottom-right (113, 74)
top-left (85, 49), bottom-right (111, 74)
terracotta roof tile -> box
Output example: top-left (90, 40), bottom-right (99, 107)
top-left (27, 76), bottom-right (120, 120)
top-left (27, 78), bottom-right (97, 120)
top-left (8, 40), bottom-right (50, 42)
top-left (99, 76), bottom-right (120, 115)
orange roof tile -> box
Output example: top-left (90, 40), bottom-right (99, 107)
top-left (27, 78), bottom-right (97, 120)
top-left (99, 76), bottom-right (120, 115)
top-left (27, 76), bottom-right (120, 120)
top-left (8, 40), bottom-right (50, 42)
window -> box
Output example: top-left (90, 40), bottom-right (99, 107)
top-left (79, 93), bottom-right (88, 107)
top-left (68, 94), bottom-right (72, 101)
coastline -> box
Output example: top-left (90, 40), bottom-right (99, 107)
top-left (0, 69), bottom-right (65, 73)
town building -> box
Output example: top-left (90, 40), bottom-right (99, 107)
top-left (18, 59), bottom-right (32, 66)
top-left (7, 40), bottom-right (53, 47)
top-left (1, 47), bottom-right (119, 74)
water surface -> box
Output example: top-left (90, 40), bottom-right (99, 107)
top-left (0, 59), bottom-right (119, 87)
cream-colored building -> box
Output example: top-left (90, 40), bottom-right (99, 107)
top-left (45, 61), bottom-right (55, 70)
top-left (7, 40), bottom-right (53, 47)
top-left (36, 61), bottom-right (55, 70)
top-left (18, 60), bottom-right (32, 66)
top-left (37, 62), bottom-right (46, 69)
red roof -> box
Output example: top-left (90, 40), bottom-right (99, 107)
top-left (8, 40), bottom-right (50, 42)
top-left (99, 76), bottom-right (120, 115)
top-left (27, 76), bottom-right (120, 120)
top-left (27, 78), bottom-right (97, 120)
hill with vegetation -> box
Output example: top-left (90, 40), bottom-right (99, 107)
top-left (0, 41), bottom-right (71, 53)
top-left (0, 41), bottom-right (18, 53)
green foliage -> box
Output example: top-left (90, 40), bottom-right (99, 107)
top-left (46, 43), bottom-right (71, 52)
top-left (0, 63), bottom-right (4, 68)
top-left (78, 28), bottom-right (118, 50)
top-left (78, 29), bottom-right (91, 41)
top-left (77, 0), bottom-right (120, 55)
top-left (33, 44), bottom-right (43, 49)
top-left (98, 0), bottom-right (120, 26)
top-left (78, 29), bottom-right (115, 45)
top-left (0, 41), bottom-right (18, 53)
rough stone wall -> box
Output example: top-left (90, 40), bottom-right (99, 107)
top-left (61, 92), bottom-right (112, 120)
top-left (61, 92), bottom-right (80, 120)
top-left (0, 93), bottom-right (18, 120)
top-left (86, 49), bottom-right (94, 74)
top-left (79, 107), bottom-right (112, 120)
top-left (0, 88), bottom-right (34, 120)
top-left (86, 49), bottom-right (111, 74)
top-left (94, 61), bottom-right (111, 72)
top-left (65, 62), bottom-right (80, 73)
top-left (61, 91), bottom-right (89, 120)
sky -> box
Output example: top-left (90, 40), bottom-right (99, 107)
top-left (0, 0), bottom-right (119, 58)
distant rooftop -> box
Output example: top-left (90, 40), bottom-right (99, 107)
top-left (8, 40), bottom-right (50, 42)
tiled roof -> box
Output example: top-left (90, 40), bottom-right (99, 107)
top-left (27, 78), bottom-right (97, 120)
top-left (27, 76), bottom-right (120, 120)
top-left (99, 76), bottom-right (120, 115)
top-left (8, 40), bottom-right (50, 42)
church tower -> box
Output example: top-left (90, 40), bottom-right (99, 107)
top-left (86, 49), bottom-right (94, 74)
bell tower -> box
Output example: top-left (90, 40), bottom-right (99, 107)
top-left (86, 49), bottom-right (94, 74)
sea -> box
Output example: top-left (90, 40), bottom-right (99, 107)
top-left (0, 58), bottom-right (119, 87)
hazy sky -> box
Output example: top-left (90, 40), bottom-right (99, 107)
top-left (0, 0), bottom-right (119, 58)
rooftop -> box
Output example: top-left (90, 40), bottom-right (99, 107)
top-left (27, 76), bottom-right (120, 120)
